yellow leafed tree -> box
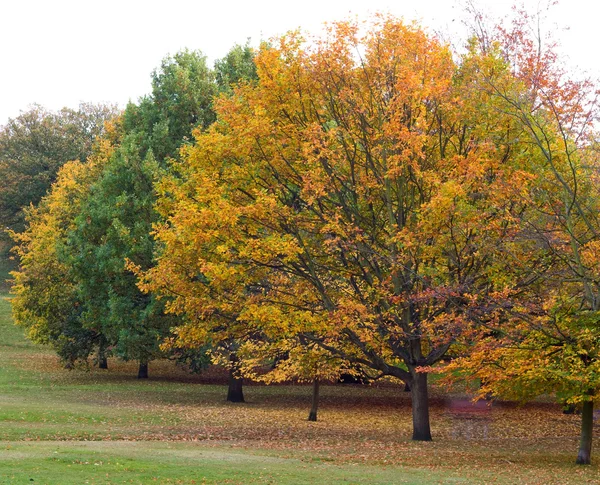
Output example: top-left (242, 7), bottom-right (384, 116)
top-left (141, 16), bottom-right (532, 440)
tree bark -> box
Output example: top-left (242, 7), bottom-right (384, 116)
top-left (576, 400), bottom-right (594, 465)
top-left (308, 378), bottom-right (320, 421)
top-left (410, 371), bottom-right (432, 441)
top-left (137, 361), bottom-right (149, 379)
top-left (227, 354), bottom-right (244, 403)
top-left (97, 339), bottom-right (108, 369)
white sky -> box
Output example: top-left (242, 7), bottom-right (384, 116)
top-left (1, 0), bottom-right (597, 125)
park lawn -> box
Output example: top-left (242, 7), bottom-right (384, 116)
top-left (1, 292), bottom-right (599, 484)
top-left (0, 440), bottom-right (483, 485)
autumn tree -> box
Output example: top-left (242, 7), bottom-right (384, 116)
top-left (140, 170), bottom-right (267, 399)
top-left (143, 18), bottom-right (530, 440)
top-left (238, 338), bottom-right (349, 420)
top-left (446, 7), bottom-right (600, 465)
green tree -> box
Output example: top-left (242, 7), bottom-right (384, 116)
top-left (122, 49), bottom-right (216, 163)
top-left (214, 42), bottom-right (258, 94)
top-left (66, 139), bottom-right (172, 377)
top-left (63, 45), bottom-right (258, 378)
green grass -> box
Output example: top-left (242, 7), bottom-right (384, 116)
top-left (0, 441), bottom-right (464, 485)
top-left (1, 293), bottom-right (600, 484)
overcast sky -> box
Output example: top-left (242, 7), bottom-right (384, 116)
top-left (1, 0), bottom-right (597, 125)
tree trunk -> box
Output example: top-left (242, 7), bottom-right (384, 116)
top-left (137, 361), bottom-right (149, 379)
top-left (410, 371), bottom-right (432, 441)
top-left (227, 369), bottom-right (244, 402)
top-left (308, 378), bottom-right (320, 421)
top-left (227, 354), bottom-right (244, 403)
top-left (576, 400), bottom-right (594, 465)
top-left (97, 339), bottom-right (108, 369)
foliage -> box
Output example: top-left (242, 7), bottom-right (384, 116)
top-left (122, 49), bottom-right (216, 163)
top-left (0, 240), bottom-right (16, 291)
top-left (442, 6), bottom-right (600, 464)
top-left (0, 103), bottom-right (118, 235)
top-left (214, 41), bottom-right (258, 94)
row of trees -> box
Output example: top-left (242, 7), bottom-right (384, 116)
top-left (8, 11), bottom-right (600, 464)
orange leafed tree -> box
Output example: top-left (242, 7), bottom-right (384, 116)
top-left (142, 16), bottom-right (531, 440)
top-left (444, 6), bottom-right (600, 464)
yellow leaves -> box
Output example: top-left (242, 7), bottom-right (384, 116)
top-left (239, 304), bottom-right (289, 339)
top-left (362, 16), bottom-right (453, 98)
top-left (581, 240), bottom-right (600, 273)
top-left (167, 326), bottom-right (210, 349)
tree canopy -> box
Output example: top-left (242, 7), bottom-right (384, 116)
top-left (0, 103), bottom-right (118, 235)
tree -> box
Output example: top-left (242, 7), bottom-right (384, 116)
top-left (62, 50), bottom-right (218, 378)
top-left (11, 130), bottom-right (118, 366)
top-left (144, 17), bottom-right (528, 440)
top-left (65, 138), bottom-right (173, 377)
top-left (446, 7), bottom-right (600, 465)
top-left (214, 41), bottom-right (258, 94)
top-left (63, 45), bottom-right (258, 379)
top-left (238, 339), bottom-right (348, 421)
top-left (0, 103), bottom-right (118, 235)
top-left (11, 45), bottom-right (259, 377)
top-left (121, 49), bottom-right (217, 164)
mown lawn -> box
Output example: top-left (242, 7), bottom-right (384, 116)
top-left (0, 293), bottom-right (599, 484)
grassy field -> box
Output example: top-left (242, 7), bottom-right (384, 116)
top-left (0, 293), bottom-right (599, 484)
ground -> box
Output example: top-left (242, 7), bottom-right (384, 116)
top-left (0, 292), bottom-right (598, 484)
